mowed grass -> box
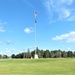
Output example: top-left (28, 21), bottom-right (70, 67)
top-left (0, 58), bottom-right (75, 75)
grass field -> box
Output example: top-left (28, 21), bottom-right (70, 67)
top-left (0, 58), bottom-right (75, 75)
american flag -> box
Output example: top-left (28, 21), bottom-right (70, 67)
top-left (34, 12), bottom-right (38, 17)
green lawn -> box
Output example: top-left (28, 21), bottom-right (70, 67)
top-left (0, 58), bottom-right (75, 75)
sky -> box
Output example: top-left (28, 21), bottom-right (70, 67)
top-left (0, 0), bottom-right (75, 56)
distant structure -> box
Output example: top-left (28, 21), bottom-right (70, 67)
top-left (34, 11), bottom-right (38, 59)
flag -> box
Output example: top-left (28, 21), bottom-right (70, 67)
top-left (34, 11), bottom-right (38, 23)
top-left (34, 12), bottom-right (38, 17)
top-left (35, 19), bottom-right (37, 23)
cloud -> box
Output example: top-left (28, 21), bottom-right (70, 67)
top-left (0, 27), bottom-right (6, 32)
top-left (5, 48), bottom-right (16, 53)
top-left (44, 0), bottom-right (75, 23)
top-left (52, 31), bottom-right (75, 42)
top-left (66, 47), bottom-right (75, 51)
top-left (67, 15), bottom-right (75, 21)
top-left (0, 48), bottom-right (17, 55)
top-left (0, 20), bottom-right (7, 32)
top-left (0, 40), bottom-right (14, 45)
top-left (60, 0), bottom-right (73, 5)
top-left (24, 27), bottom-right (34, 33)
top-left (4, 40), bottom-right (14, 45)
top-left (3, 48), bottom-right (17, 56)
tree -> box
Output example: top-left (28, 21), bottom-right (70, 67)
top-left (11, 54), bottom-right (16, 58)
top-left (53, 50), bottom-right (59, 58)
top-left (0, 54), bottom-right (2, 59)
top-left (31, 50), bottom-right (35, 58)
top-left (3, 55), bottom-right (8, 59)
top-left (55, 50), bottom-right (61, 58)
top-left (67, 51), bottom-right (73, 57)
top-left (62, 51), bottom-right (68, 58)
top-left (9, 49), bottom-right (75, 58)
top-left (36, 47), bottom-right (41, 58)
top-left (50, 51), bottom-right (55, 58)
top-left (26, 48), bottom-right (31, 58)
top-left (44, 50), bottom-right (50, 58)
top-left (40, 50), bottom-right (44, 58)
top-left (73, 51), bottom-right (75, 57)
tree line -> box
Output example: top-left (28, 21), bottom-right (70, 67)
top-left (11, 47), bottom-right (75, 59)
top-left (0, 47), bottom-right (75, 59)
top-left (0, 54), bottom-right (8, 59)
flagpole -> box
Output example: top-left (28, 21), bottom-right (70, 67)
top-left (34, 11), bottom-right (38, 59)
top-left (34, 15), bottom-right (36, 55)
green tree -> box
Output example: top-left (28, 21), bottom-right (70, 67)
top-left (3, 55), bottom-right (8, 59)
top-left (0, 54), bottom-right (2, 59)
top-left (26, 48), bottom-right (31, 58)
top-left (40, 50), bottom-right (44, 58)
top-left (31, 50), bottom-right (35, 58)
top-left (36, 47), bottom-right (41, 58)
top-left (62, 51), bottom-right (68, 58)
top-left (55, 50), bottom-right (61, 58)
top-left (73, 51), bottom-right (75, 57)
top-left (11, 54), bottom-right (16, 58)
top-left (50, 51), bottom-right (55, 58)
top-left (44, 50), bottom-right (50, 58)
top-left (67, 51), bottom-right (73, 57)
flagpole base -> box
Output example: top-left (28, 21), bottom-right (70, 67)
top-left (34, 54), bottom-right (38, 59)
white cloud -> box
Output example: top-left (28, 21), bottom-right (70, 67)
top-left (67, 15), bottom-right (75, 21)
top-left (0, 20), bottom-right (7, 32)
top-left (4, 40), bottom-right (14, 45)
top-left (66, 47), bottom-right (75, 51)
top-left (58, 8), bottom-right (70, 20)
top-left (52, 31), bottom-right (75, 42)
top-left (60, 0), bottom-right (73, 5)
top-left (4, 48), bottom-right (17, 55)
top-left (5, 50), bottom-right (11, 53)
top-left (24, 27), bottom-right (34, 33)
top-left (0, 40), bottom-right (14, 45)
top-left (66, 0), bottom-right (73, 5)
top-left (0, 27), bottom-right (6, 32)
top-left (44, 0), bottom-right (75, 22)
top-left (67, 47), bottom-right (71, 50)
top-left (0, 48), bottom-right (17, 55)
top-left (24, 28), bottom-right (30, 33)
top-left (5, 48), bottom-right (16, 53)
